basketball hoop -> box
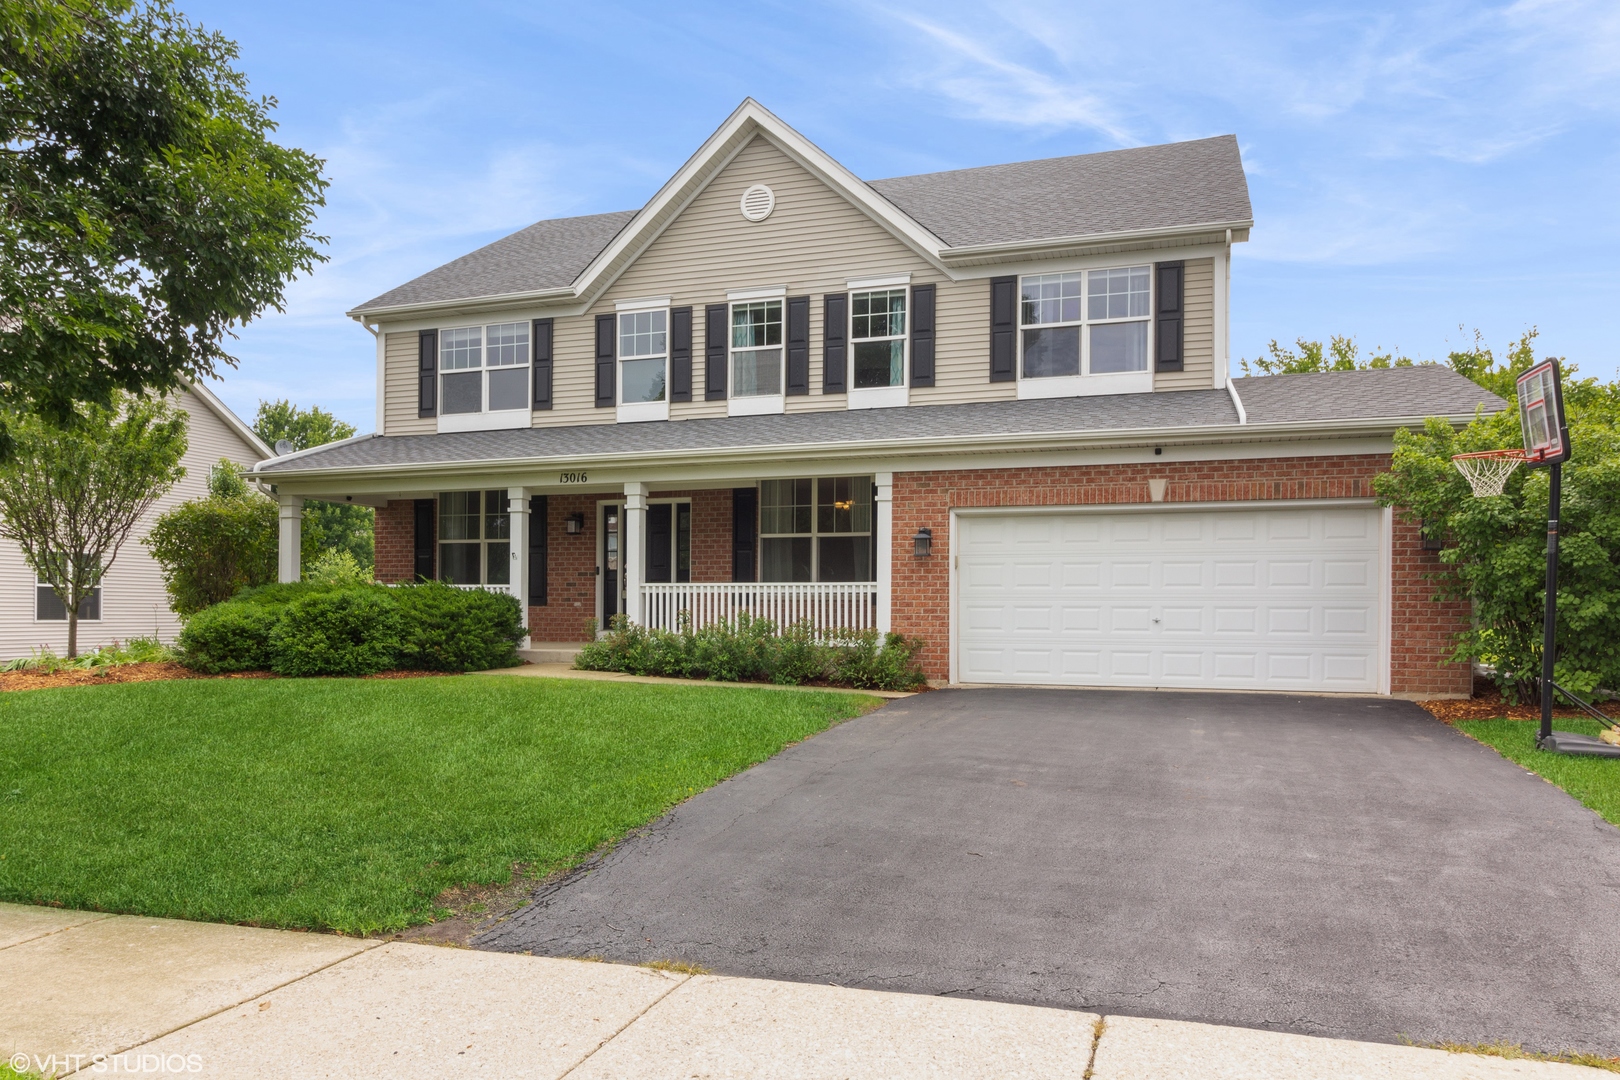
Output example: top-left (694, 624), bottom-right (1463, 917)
top-left (1453, 449), bottom-right (1525, 497)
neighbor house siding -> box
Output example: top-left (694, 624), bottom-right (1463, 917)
top-left (1153, 256), bottom-right (1215, 392)
top-left (0, 389), bottom-right (264, 659)
top-left (383, 331), bottom-right (435, 436)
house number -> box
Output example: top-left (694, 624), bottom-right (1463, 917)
top-left (559, 471), bottom-right (588, 484)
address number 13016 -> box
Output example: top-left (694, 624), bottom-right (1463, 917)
top-left (558, 471), bottom-right (588, 484)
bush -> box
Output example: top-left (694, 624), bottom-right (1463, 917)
top-left (829, 629), bottom-right (927, 691)
top-left (180, 602), bottom-right (282, 673)
top-left (393, 583), bottom-right (524, 672)
top-left (268, 588), bottom-right (401, 677)
top-left (304, 548), bottom-right (372, 587)
top-left (145, 474), bottom-right (282, 616)
top-left (1, 636), bottom-right (177, 673)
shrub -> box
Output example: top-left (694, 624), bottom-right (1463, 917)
top-left (268, 588), bottom-right (401, 677)
top-left (180, 602), bottom-right (282, 673)
top-left (830, 629), bottom-right (927, 691)
top-left (304, 548), bottom-right (372, 587)
top-left (393, 583), bottom-right (524, 672)
top-left (771, 620), bottom-right (828, 686)
top-left (145, 478), bottom-right (281, 616)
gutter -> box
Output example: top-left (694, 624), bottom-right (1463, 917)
top-left (938, 219), bottom-right (1254, 265)
top-left (249, 412), bottom-right (1481, 485)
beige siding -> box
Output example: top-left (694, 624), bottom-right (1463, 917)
top-left (1154, 257), bottom-right (1215, 392)
top-left (0, 390), bottom-right (264, 660)
top-left (919, 277), bottom-right (1011, 406)
top-left (383, 331), bottom-right (435, 435)
top-left (533, 308), bottom-right (616, 429)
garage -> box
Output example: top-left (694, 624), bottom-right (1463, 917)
top-left (955, 504), bottom-right (1388, 692)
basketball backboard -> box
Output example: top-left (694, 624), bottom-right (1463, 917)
top-left (1516, 359), bottom-right (1570, 466)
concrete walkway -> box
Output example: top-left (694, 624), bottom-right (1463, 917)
top-left (0, 905), bottom-right (1603, 1078)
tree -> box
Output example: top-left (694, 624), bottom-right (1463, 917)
top-left (0, 392), bottom-right (186, 654)
top-left (1444, 327), bottom-right (1540, 401)
top-left (1241, 335), bottom-right (1416, 376)
top-left (0, 0), bottom-right (328, 458)
top-left (144, 459), bottom-right (282, 616)
top-left (253, 399), bottom-right (373, 569)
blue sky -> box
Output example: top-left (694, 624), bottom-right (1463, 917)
top-left (183, 0), bottom-right (1620, 433)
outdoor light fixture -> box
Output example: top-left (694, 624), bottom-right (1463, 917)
top-left (565, 512), bottom-right (584, 535)
top-left (913, 527), bottom-right (932, 558)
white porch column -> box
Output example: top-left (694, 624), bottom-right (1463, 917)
top-left (277, 494), bottom-right (302, 583)
top-left (507, 488), bottom-right (530, 644)
top-left (875, 471), bottom-right (893, 634)
top-left (623, 482), bottom-right (647, 625)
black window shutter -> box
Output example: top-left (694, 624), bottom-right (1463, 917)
top-left (989, 276), bottom-right (1016, 382)
top-left (532, 318), bottom-right (553, 410)
top-left (786, 295), bottom-right (810, 396)
top-left (1155, 261), bottom-right (1184, 372)
top-left (528, 495), bottom-right (548, 605)
top-left (704, 303), bottom-right (728, 400)
top-left (646, 503), bottom-right (672, 583)
top-left (418, 329), bottom-right (438, 416)
top-left (413, 499), bottom-right (435, 581)
top-left (822, 293), bottom-right (847, 394)
top-left (670, 306), bottom-right (693, 403)
top-left (594, 313), bottom-right (616, 408)
top-left (910, 284), bottom-right (935, 388)
top-left (732, 487), bottom-right (757, 582)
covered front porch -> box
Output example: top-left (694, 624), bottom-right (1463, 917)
top-left (275, 473), bottom-right (896, 645)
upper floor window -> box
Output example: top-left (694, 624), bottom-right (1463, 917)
top-left (619, 309), bottom-right (667, 406)
top-left (731, 300), bottom-right (782, 398)
top-left (759, 476), bottom-right (873, 583)
top-left (851, 289), bottom-right (906, 389)
top-left (1020, 266), bottom-right (1150, 382)
top-left (438, 490), bottom-right (510, 587)
top-left (441, 323), bottom-right (530, 415)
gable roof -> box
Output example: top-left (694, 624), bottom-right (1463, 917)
top-left (183, 379), bottom-right (273, 461)
top-left (349, 100), bottom-right (1252, 319)
top-left (254, 367), bottom-right (1502, 481)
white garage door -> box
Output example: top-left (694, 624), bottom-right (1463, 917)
top-left (956, 506), bottom-right (1385, 692)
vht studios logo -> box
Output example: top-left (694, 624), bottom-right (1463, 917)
top-left (10, 1051), bottom-right (204, 1074)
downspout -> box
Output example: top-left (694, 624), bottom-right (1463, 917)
top-left (1227, 378), bottom-right (1247, 425)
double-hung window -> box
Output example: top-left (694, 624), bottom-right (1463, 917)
top-left (1018, 265), bottom-right (1151, 398)
top-left (618, 308), bottom-right (668, 423)
top-left (439, 322), bottom-right (531, 431)
top-left (849, 288), bottom-right (908, 408)
top-left (729, 299), bottom-right (783, 413)
top-left (35, 566), bottom-right (100, 622)
top-left (759, 476), bottom-right (873, 582)
top-left (438, 490), bottom-right (510, 587)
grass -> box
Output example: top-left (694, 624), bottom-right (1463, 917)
top-left (1453, 717), bottom-right (1620, 826)
top-left (1410, 1038), bottom-right (1620, 1073)
top-left (0, 676), bottom-right (875, 934)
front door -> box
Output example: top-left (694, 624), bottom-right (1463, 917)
top-left (601, 503), bottom-right (623, 627)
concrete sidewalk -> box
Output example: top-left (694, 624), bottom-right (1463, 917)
top-left (0, 904), bottom-right (1602, 1079)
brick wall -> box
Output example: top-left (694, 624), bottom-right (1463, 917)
top-left (374, 499), bottom-right (421, 584)
top-left (890, 455), bottom-right (1470, 695)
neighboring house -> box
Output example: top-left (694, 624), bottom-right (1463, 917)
top-left (254, 99), bottom-right (1500, 696)
top-left (0, 383), bottom-right (270, 660)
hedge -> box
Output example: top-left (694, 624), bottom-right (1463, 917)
top-left (179, 582), bottom-right (524, 676)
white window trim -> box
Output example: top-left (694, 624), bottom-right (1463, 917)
top-left (758, 477), bottom-right (876, 583)
top-left (617, 306), bottom-right (670, 424)
top-left (437, 490), bottom-right (513, 588)
top-left (436, 322), bottom-right (533, 433)
top-left (1015, 266), bottom-right (1154, 400)
top-left (614, 295), bottom-right (671, 312)
top-left (35, 575), bottom-right (102, 623)
top-left (726, 296), bottom-right (785, 417)
top-left (847, 286), bottom-right (909, 411)
top-left (846, 273), bottom-right (910, 290)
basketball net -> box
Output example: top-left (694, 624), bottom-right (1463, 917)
top-left (1453, 449), bottom-right (1525, 497)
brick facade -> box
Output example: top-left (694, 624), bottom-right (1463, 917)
top-left (374, 499), bottom-right (420, 584)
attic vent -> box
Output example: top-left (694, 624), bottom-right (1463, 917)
top-left (739, 184), bottom-right (775, 222)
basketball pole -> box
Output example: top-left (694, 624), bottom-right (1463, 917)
top-left (1539, 459), bottom-right (1560, 747)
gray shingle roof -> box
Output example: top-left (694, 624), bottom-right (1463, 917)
top-left (355, 210), bottom-right (636, 313)
top-left (868, 136), bottom-right (1251, 248)
top-left (257, 368), bottom-right (1502, 477)
top-left (350, 136), bottom-right (1252, 314)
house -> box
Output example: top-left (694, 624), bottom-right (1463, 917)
top-left (253, 99), bottom-right (1499, 696)
top-left (0, 382), bottom-right (270, 660)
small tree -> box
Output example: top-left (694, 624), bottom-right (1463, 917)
top-left (145, 459), bottom-right (280, 616)
top-left (253, 399), bottom-right (373, 569)
top-left (0, 393), bottom-right (187, 655)
top-left (1241, 335), bottom-right (1415, 376)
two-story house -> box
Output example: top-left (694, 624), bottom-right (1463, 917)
top-left (254, 100), bottom-right (1497, 695)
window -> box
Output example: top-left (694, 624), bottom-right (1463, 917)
top-left (645, 500), bottom-right (692, 583)
top-left (35, 576), bottom-right (100, 621)
top-left (731, 300), bottom-right (782, 398)
top-left (440, 323), bottom-right (530, 415)
top-left (851, 289), bottom-right (906, 389)
top-left (619, 309), bottom-right (667, 405)
top-left (759, 476), bottom-right (873, 582)
top-left (1019, 265), bottom-right (1151, 382)
top-left (438, 490), bottom-right (510, 586)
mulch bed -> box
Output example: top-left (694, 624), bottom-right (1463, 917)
top-left (0, 662), bottom-right (459, 692)
top-left (1417, 688), bottom-right (1605, 723)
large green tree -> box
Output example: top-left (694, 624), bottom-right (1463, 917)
top-left (253, 399), bottom-right (374, 569)
top-left (0, 0), bottom-right (327, 457)
top-left (0, 393), bottom-right (187, 654)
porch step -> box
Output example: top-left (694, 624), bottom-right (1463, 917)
top-left (518, 642), bottom-right (585, 665)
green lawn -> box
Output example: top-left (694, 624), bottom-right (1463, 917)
top-left (1455, 717), bottom-right (1620, 826)
top-left (0, 676), bottom-right (874, 934)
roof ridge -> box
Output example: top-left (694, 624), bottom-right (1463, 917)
top-left (868, 134), bottom-right (1239, 186)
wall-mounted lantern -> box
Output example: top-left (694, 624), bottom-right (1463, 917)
top-left (913, 527), bottom-right (933, 558)
top-left (565, 512), bottom-right (585, 535)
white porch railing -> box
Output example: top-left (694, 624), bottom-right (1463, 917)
top-left (640, 582), bottom-right (878, 634)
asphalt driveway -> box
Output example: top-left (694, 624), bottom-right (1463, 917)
top-left (477, 688), bottom-right (1620, 1054)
